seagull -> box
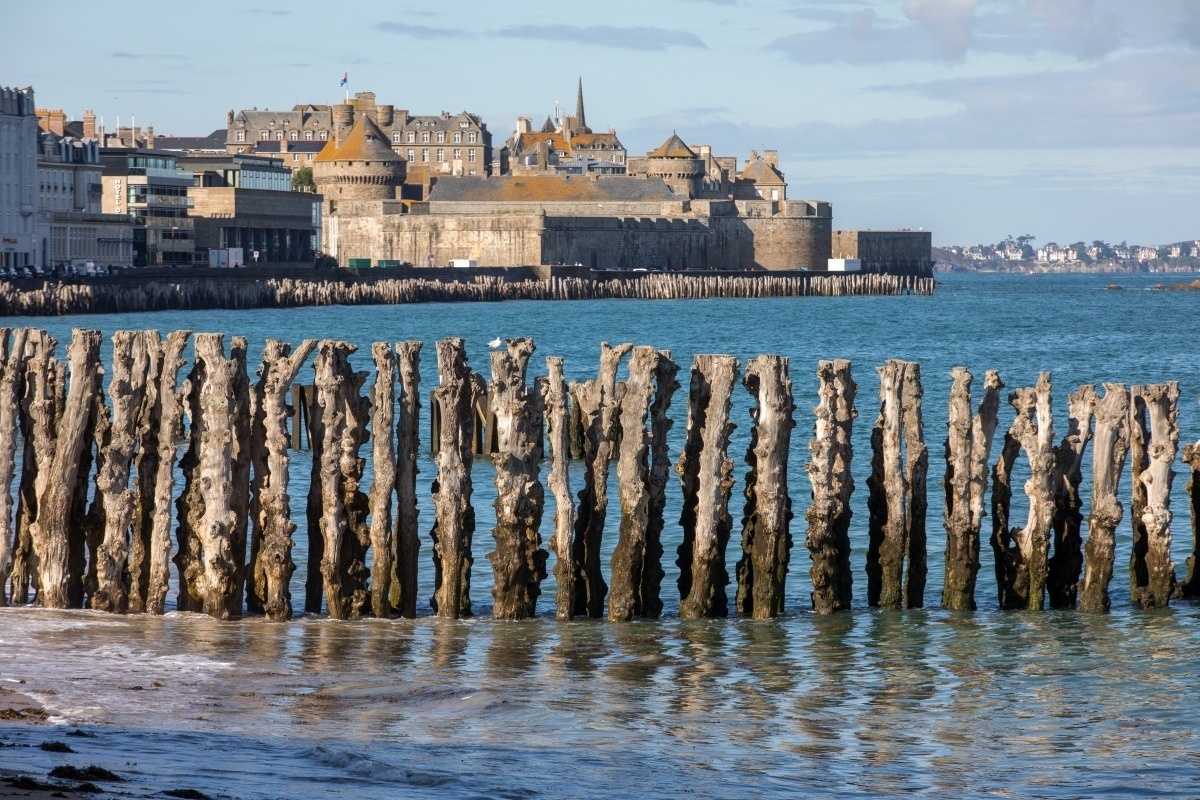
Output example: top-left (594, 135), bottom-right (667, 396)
top-left (488, 337), bottom-right (502, 348)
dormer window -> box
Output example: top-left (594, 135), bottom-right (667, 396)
top-left (289, 131), bottom-right (298, 140)
top-left (436, 132), bottom-right (445, 143)
top-left (236, 131), bottom-right (245, 142)
top-left (392, 132), bottom-right (400, 143)
top-left (305, 131), bottom-right (313, 140)
top-left (261, 131), bottom-right (269, 140)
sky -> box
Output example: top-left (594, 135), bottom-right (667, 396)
top-left (4, 0), bottom-right (1198, 247)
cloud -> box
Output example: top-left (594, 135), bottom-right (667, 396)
top-left (495, 25), bottom-right (707, 51)
top-left (902, 0), bottom-right (978, 60)
top-left (247, 8), bottom-right (290, 16)
top-left (1024, 0), bottom-right (1123, 60)
top-left (375, 21), bottom-right (467, 39)
top-left (1180, 0), bottom-right (1200, 47)
top-left (111, 52), bottom-right (188, 62)
top-left (769, 9), bottom-right (930, 63)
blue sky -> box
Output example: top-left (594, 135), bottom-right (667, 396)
top-left (5, 0), bottom-right (1197, 247)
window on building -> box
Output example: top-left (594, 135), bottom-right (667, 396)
top-left (236, 131), bottom-right (245, 142)
top-left (261, 131), bottom-right (269, 140)
top-left (407, 149), bottom-right (414, 161)
top-left (289, 131), bottom-right (298, 140)
top-left (436, 131), bottom-right (445, 143)
top-left (453, 132), bottom-right (462, 143)
top-left (421, 149), bottom-right (429, 162)
top-left (453, 149), bottom-right (461, 159)
top-left (468, 149), bottom-right (476, 163)
top-left (392, 132), bottom-right (400, 143)
top-left (306, 153), bottom-right (313, 161)
top-left (460, 121), bottom-right (468, 128)
top-left (468, 169), bottom-right (476, 176)
top-left (304, 131), bottom-right (313, 140)
top-left (436, 149), bottom-right (444, 162)
top-left (469, 132), bottom-right (477, 143)
top-left (293, 154), bottom-right (299, 161)
top-left (275, 131), bottom-right (283, 140)
top-left (421, 132), bottom-right (429, 143)
top-left (407, 132), bottom-right (414, 143)
top-left (319, 131), bottom-right (328, 140)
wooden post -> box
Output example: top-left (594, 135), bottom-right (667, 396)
top-left (1129, 383), bottom-right (1179, 608)
top-left (735, 354), bottom-right (796, 619)
top-left (1047, 386), bottom-right (1096, 608)
top-left (488, 337), bottom-right (547, 620)
top-left (540, 357), bottom-right (576, 620)
top-left (368, 342), bottom-right (398, 618)
top-left (429, 337), bottom-right (485, 618)
top-left (392, 341), bottom-right (422, 618)
top-left (128, 330), bottom-right (164, 613)
top-left (569, 342), bottom-right (632, 618)
top-left (991, 373), bottom-right (1055, 610)
top-left (941, 367), bottom-right (1002, 611)
top-left (1078, 384), bottom-right (1130, 613)
top-left (676, 354), bottom-right (740, 619)
top-left (804, 359), bottom-right (857, 614)
top-left (642, 351), bottom-right (680, 619)
top-left (13, 331), bottom-right (57, 605)
top-left (866, 360), bottom-right (927, 609)
top-left (247, 338), bottom-right (316, 620)
top-left (608, 346), bottom-right (660, 622)
top-left (91, 330), bottom-right (153, 613)
top-left (0, 329), bottom-right (28, 605)
top-left (30, 329), bottom-right (103, 609)
top-left (145, 331), bottom-right (190, 615)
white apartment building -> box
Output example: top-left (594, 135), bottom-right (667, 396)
top-left (0, 86), bottom-right (38, 270)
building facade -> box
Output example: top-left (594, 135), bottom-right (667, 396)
top-left (224, 92), bottom-right (492, 196)
top-left (180, 152), bottom-right (322, 265)
top-left (100, 148), bottom-right (195, 267)
top-left (1, 87), bottom-right (38, 270)
top-left (36, 131), bottom-right (133, 270)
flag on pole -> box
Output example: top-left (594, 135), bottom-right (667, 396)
top-left (339, 71), bottom-right (349, 87)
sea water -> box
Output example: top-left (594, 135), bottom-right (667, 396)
top-left (2, 272), bottom-right (1200, 798)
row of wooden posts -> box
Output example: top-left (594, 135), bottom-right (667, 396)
top-left (0, 326), bottom-right (1196, 622)
top-left (0, 272), bottom-right (934, 317)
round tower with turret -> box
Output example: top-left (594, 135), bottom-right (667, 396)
top-left (639, 132), bottom-right (703, 198)
top-left (313, 115), bottom-right (405, 201)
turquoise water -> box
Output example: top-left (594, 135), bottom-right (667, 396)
top-left (2, 273), bottom-right (1200, 798)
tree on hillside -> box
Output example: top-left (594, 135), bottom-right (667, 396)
top-left (292, 167), bottom-right (315, 193)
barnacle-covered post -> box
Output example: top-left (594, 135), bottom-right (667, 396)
top-left (804, 359), bottom-right (856, 614)
top-left (487, 337), bottom-right (547, 620)
top-left (1078, 384), bottom-right (1130, 613)
top-left (941, 368), bottom-right (1002, 611)
top-left (735, 354), bottom-right (795, 619)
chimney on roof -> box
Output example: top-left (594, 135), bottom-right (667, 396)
top-left (763, 149), bottom-right (778, 168)
top-left (749, 149), bottom-right (758, 161)
top-left (516, 116), bottom-right (532, 134)
top-left (83, 109), bottom-right (95, 139)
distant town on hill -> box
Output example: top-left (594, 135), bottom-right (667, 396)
top-left (935, 236), bottom-right (1200, 273)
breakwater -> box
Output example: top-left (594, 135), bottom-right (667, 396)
top-left (2, 324), bottom-right (1197, 621)
top-left (0, 270), bottom-right (933, 316)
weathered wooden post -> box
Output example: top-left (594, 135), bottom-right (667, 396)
top-left (145, 331), bottom-right (190, 615)
top-left (488, 337), bottom-right (547, 620)
top-left (805, 359), bottom-right (857, 614)
top-left (540, 357), bottom-right (576, 620)
top-left (368, 342), bottom-right (398, 618)
top-left (608, 346), bottom-right (660, 622)
top-left (0, 329), bottom-right (28, 605)
top-left (128, 330), bottom-right (164, 614)
top-left (392, 340), bottom-right (422, 618)
top-left (569, 342), bottom-right (632, 618)
top-left (229, 337), bottom-right (252, 613)
top-left (312, 340), bottom-right (371, 620)
top-left (91, 331), bottom-right (153, 613)
top-left (676, 354), bottom-right (740, 619)
top-left (735, 354), bottom-right (796, 619)
top-left (31, 329), bottom-right (103, 609)
top-left (246, 338), bottom-right (316, 620)
top-left (866, 360), bottom-right (927, 609)
top-left (991, 373), bottom-right (1055, 610)
top-left (1180, 420), bottom-right (1200, 599)
top-left (1078, 384), bottom-right (1130, 613)
top-left (1047, 386), bottom-right (1096, 608)
top-left (429, 337), bottom-right (485, 618)
top-left (1129, 383), bottom-right (1179, 608)
top-left (642, 351), bottom-right (680, 619)
top-left (175, 349), bottom-right (206, 613)
top-left (13, 330), bottom-right (58, 605)
top-left (942, 368), bottom-right (1003, 611)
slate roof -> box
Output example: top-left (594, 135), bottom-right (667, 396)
top-left (647, 132), bottom-right (696, 159)
top-left (253, 141), bottom-right (326, 154)
top-left (738, 157), bottom-right (786, 185)
top-left (314, 116), bottom-right (401, 163)
top-left (429, 175), bottom-right (677, 203)
top-left (154, 129), bottom-right (228, 151)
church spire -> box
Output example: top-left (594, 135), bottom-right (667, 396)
top-left (575, 76), bottom-right (586, 131)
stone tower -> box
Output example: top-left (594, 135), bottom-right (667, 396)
top-left (576, 77), bottom-right (586, 131)
top-left (639, 132), bottom-right (703, 198)
top-left (313, 115), bottom-right (405, 201)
